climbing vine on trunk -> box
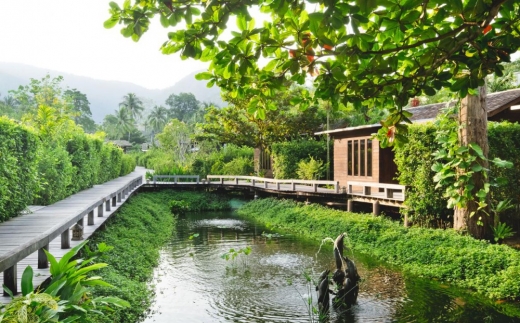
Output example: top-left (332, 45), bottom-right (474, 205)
top-left (431, 103), bottom-right (512, 236)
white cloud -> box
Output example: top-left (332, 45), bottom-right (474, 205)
top-left (0, 1), bottom-right (208, 89)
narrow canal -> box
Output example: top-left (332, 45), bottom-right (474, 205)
top-left (143, 205), bottom-right (519, 322)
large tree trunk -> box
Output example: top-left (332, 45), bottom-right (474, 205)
top-left (453, 86), bottom-right (493, 240)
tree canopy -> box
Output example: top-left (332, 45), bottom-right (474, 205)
top-left (165, 92), bottom-right (201, 122)
top-left (197, 87), bottom-right (333, 148)
top-left (106, 0), bottom-right (520, 142)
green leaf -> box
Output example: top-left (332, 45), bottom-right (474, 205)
top-left (471, 164), bottom-right (483, 172)
top-left (160, 14), bottom-right (169, 28)
top-left (237, 15), bottom-right (247, 31)
top-left (431, 162), bottom-right (444, 172)
top-left (264, 59), bottom-right (278, 72)
top-left (195, 72), bottom-right (213, 80)
top-left (108, 1), bottom-right (120, 10)
top-left (469, 143), bottom-right (484, 159)
top-left (103, 16), bottom-right (119, 29)
top-left (21, 266), bottom-right (34, 296)
top-left (492, 158), bottom-right (513, 168)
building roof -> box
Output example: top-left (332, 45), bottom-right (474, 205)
top-left (315, 88), bottom-right (520, 135)
top-left (108, 140), bottom-right (133, 147)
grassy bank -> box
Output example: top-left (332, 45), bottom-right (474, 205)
top-left (85, 190), bottom-right (230, 322)
top-left (237, 198), bottom-right (520, 301)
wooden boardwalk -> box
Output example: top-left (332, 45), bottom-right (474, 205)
top-left (0, 167), bottom-right (146, 304)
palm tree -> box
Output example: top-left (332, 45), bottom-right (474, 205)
top-left (146, 105), bottom-right (168, 144)
top-left (0, 95), bottom-right (19, 118)
top-left (119, 93), bottom-right (144, 121)
top-left (112, 107), bottom-right (133, 140)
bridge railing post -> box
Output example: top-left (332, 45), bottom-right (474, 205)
top-left (235, 178), bottom-right (239, 185)
top-left (291, 182), bottom-right (296, 191)
top-left (252, 179), bottom-right (256, 187)
top-left (38, 244), bottom-right (49, 269)
top-left (61, 229), bottom-right (70, 249)
top-left (88, 210), bottom-right (95, 225)
top-left (3, 265), bottom-right (17, 296)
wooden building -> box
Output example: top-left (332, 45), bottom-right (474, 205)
top-left (316, 88), bottom-right (520, 190)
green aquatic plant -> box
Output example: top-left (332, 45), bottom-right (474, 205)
top-left (221, 246), bottom-right (252, 269)
top-left (188, 233), bottom-right (200, 240)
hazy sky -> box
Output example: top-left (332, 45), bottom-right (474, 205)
top-left (0, 1), bottom-right (208, 90)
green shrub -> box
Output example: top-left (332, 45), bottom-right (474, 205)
top-left (0, 117), bottom-right (39, 222)
top-left (271, 139), bottom-right (327, 179)
top-left (34, 143), bottom-right (73, 205)
top-left (394, 123), bottom-right (451, 227)
top-left (66, 133), bottom-right (97, 193)
top-left (221, 156), bottom-right (254, 175)
top-left (237, 198), bottom-right (520, 300)
top-left (189, 144), bottom-right (254, 177)
top-left (296, 156), bottom-right (326, 180)
top-left (120, 154), bottom-right (136, 176)
top-left (169, 191), bottom-right (231, 212)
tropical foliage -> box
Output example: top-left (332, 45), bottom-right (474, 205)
top-left (106, 0), bottom-right (520, 142)
top-left (395, 120), bottom-right (520, 232)
top-left (1, 241), bottom-right (129, 322)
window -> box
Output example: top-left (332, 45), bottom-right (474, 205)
top-left (346, 138), bottom-right (372, 177)
top-left (353, 140), bottom-right (358, 175)
top-left (360, 140), bottom-right (365, 176)
top-left (367, 140), bottom-right (372, 176)
top-left (347, 141), bottom-right (352, 175)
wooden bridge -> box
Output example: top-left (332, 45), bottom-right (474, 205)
top-left (149, 174), bottom-right (406, 211)
top-left (0, 167), bottom-right (146, 303)
top-left (1, 171), bottom-right (404, 303)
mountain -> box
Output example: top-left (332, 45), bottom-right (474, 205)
top-left (0, 62), bottom-right (224, 123)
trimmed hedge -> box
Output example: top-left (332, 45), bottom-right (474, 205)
top-left (395, 121), bottom-right (520, 228)
top-left (0, 117), bottom-right (39, 222)
top-left (271, 139), bottom-right (328, 179)
top-left (237, 198), bottom-right (520, 301)
top-left (0, 115), bottom-right (136, 221)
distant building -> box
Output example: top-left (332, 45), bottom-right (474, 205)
top-left (107, 140), bottom-right (133, 153)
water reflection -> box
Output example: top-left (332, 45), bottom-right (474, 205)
top-left (143, 210), bottom-right (520, 323)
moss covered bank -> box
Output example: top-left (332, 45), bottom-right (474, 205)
top-left (237, 198), bottom-right (520, 301)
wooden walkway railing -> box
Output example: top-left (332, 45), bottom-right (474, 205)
top-left (0, 167), bottom-right (146, 300)
top-left (347, 181), bottom-right (406, 201)
top-left (205, 175), bottom-right (342, 194)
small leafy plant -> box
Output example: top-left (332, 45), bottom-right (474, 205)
top-left (1, 240), bottom-right (129, 322)
top-left (221, 246), bottom-right (252, 269)
top-left (492, 222), bottom-right (516, 243)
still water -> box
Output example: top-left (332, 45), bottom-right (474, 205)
top-left (143, 208), bottom-right (520, 323)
